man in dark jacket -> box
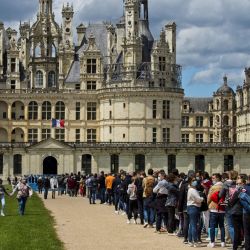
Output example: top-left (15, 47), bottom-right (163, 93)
top-left (98, 171), bottom-right (106, 204)
top-left (243, 176), bottom-right (250, 250)
top-left (43, 177), bottom-right (50, 199)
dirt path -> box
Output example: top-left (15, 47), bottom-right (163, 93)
top-left (41, 195), bottom-right (212, 250)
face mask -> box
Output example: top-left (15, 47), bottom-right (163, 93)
top-left (212, 180), bottom-right (217, 185)
top-left (196, 177), bottom-right (200, 181)
top-left (192, 181), bottom-right (198, 187)
top-left (158, 176), bottom-right (161, 181)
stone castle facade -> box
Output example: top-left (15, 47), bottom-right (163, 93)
top-left (0, 0), bottom-right (249, 178)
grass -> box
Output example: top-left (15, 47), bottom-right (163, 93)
top-left (0, 186), bottom-right (64, 250)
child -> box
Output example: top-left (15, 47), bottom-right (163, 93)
top-left (0, 178), bottom-right (10, 216)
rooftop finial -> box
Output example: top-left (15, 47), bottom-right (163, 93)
top-left (223, 75), bottom-right (228, 85)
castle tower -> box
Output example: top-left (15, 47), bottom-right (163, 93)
top-left (165, 22), bottom-right (176, 65)
top-left (19, 22), bottom-right (30, 70)
top-left (62, 3), bottom-right (74, 47)
top-left (39, 0), bottom-right (53, 16)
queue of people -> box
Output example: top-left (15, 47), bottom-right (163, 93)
top-left (83, 169), bottom-right (250, 250)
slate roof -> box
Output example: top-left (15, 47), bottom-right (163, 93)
top-left (65, 23), bottom-right (109, 84)
top-left (184, 97), bottom-right (213, 113)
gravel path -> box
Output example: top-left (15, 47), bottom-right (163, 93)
top-left (41, 195), bottom-right (213, 250)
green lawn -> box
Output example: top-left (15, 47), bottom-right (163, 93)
top-left (0, 187), bottom-right (64, 250)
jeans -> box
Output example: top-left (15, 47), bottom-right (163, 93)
top-left (38, 187), bottom-right (43, 194)
top-left (52, 190), bottom-right (56, 199)
top-left (18, 197), bottom-right (27, 215)
top-left (209, 212), bottom-right (225, 243)
top-left (187, 206), bottom-right (200, 243)
top-left (99, 188), bottom-right (106, 204)
top-left (167, 206), bottom-right (176, 233)
top-left (137, 199), bottom-right (144, 224)
top-left (68, 189), bottom-right (74, 197)
top-left (143, 197), bottom-right (155, 225)
top-left (89, 189), bottom-right (96, 204)
top-left (225, 211), bottom-right (234, 241)
top-left (232, 214), bottom-right (243, 250)
top-left (44, 188), bottom-right (49, 199)
top-left (107, 189), bottom-right (113, 205)
top-left (243, 214), bottom-right (250, 250)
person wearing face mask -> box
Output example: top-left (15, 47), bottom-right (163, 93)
top-left (153, 171), bottom-right (168, 233)
top-left (187, 177), bottom-right (204, 247)
top-left (207, 173), bottom-right (226, 248)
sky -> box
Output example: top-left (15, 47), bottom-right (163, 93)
top-left (1, 0), bottom-right (250, 97)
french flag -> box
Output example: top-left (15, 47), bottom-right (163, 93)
top-left (52, 119), bottom-right (65, 128)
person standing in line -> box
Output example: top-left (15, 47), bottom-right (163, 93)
top-left (105, 173), bottom-right (115, 205)
top-left (207, 173), bottom-right (226, 248)
top-left (187, 177), bottom-right (204, 247)
top-left (89, 174), bottom-right (98, 204)
top-left (37, 177), bottom-right (43, 194)
top-left (10, 178), bottom-right (31, 216)
top-left (50, 176), bottom-right (58, 199)
top-left (98, 171), bottom-right (106, 204)
top-left (127, 177), bottom-right (138, 224)
top-left (43, 176), bottom-right (50, 199)
top-left (135, 172), bottom-right (145, 225)
top-left (0, 179), bottom-right (10, 216)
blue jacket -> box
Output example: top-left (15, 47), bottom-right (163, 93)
top-left (242, 184), bottom-right (250, 214)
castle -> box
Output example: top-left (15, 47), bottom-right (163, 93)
top-left (0, 0), bottom-right (249, 178)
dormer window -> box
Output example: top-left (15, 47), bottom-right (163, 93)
top-left (87, 59), bottom-right (97, 74)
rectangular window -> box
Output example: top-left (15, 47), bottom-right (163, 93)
top-left (196, 133), bottom-right (203, 143)
top-left (109, 111), bottom-right (112, 119)
top-left (152, 128), bottom-right (157, 143)
top-left (87, 129), bottom-right (96, 143)
top-left (3, 112), bottom-right (7, 119)
top-left (159, 78), bottom-right (166, 88)
top-left (182, 134), bottom-right (189, 143)
top-left (196, 116), bottom-right (204, 127)
top-left (87, 102), bottom-right (97, 120)
top-left (153, 100), bottom-right (157, 119)
top-left (210, 134), bottom-right (214, 143)
top-left (163, 128), bottom-right (170, 142)
top-left (87, 81), bottom-right (97, 90)
top-left (75, 129), bottom-right (80, 143)
top-left (55, 129), bottom-right (65, 142)
top-left (210, 116), bottom-right (213, 127)
top-left (11, 58), bottom-right (16, 72)
top-left (76, 102), bottom-right (81, 120)
top-left (87, 59), bottom-right (97, 74)
top-left (75, 84), bottom-right (80, 90)
top-left (28, 129), bottom-right (38, 143)
top-left (159, 57), bottom-right (166, 71)
top-left (163, 100), bottom-right (170, 119)
top-left (11, 80), bottom-right (16, 90)
top-left (109, 126), bottom-right (112, 134)
top-left (182, 116), bottom-right (189, 127)
top-left (42, 129), bottom-right (51, 140)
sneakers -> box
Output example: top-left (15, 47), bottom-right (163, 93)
top-left (193, 243), bottom-right (200, 248)
top-left (133, 219), bottom-right (137, 224)
top-left (143, 223), bottom-right (148, 228)
top-left (207, 242), bottom-right (215, 248)
top-left (188, 242), bottom-right (194, 247)
top-left (114, 211), bottom-right (119, 215)
top-left (121, 212), bottom-right (126, 216)
top-left (221, 242), bottom-right (226, 248)
top-left (183, 240), bottom-right (188, 244)
top-left (0, 211), bottom-right (5, 217)
top-left (127, 219), bottom-right (131, 224)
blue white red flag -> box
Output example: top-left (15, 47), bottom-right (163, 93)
top-left (52, 119), bottom-right (65, 128)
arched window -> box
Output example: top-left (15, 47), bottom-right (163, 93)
top-left (135, 154), bottom-right (145, 172)
top-left (28, 101), bottom-right (38, 120)
top-left (0, 128), bottom-right (8, 142)
top-left (82, 154), bottom-right (92, 175)
top-left (11, 128), bottom-right (24, 143)
top-left (111, 154), bottom-right (119, 174)
top-left (0, 154), bottom-right (3, 175)
top-left (216, 100), bottom-right (220, 110)
top-left (223, 100), bottom-right (229, 111)
top-left (55, 101), bottom-right (65, 120)
top-left (168, 154), bottom-right (176, 174)
top-left (51, 44), bottom-right (56, 57)
top-left (13, 154), bottom-right (22, 175)
top-left (42, 101), bottom-right (51, 120)
top-left (36, 71), bottom-right (43, 87)
top-left (195, 155), bottom-right (205, 173)
top-left (223, 116), bottom-right (229, 126)
top-left (48, 71), bottom-right (56, 87)
top-left (216, 115), bottom-right (220, 124)
top-left (34, 44), bottom-right (41, 57)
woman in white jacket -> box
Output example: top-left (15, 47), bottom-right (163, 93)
top-left (50, 176), bottom-right (58, 199)
top-left (187, 177), bottom-right (204, 247)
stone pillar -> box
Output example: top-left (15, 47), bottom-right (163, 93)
top-left (7, 104), bottom-right (12, 120)
top-left (24, 105), bottom-right (28, 120)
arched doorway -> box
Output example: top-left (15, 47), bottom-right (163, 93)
top-left (43, 156), bottom-right (58, 175)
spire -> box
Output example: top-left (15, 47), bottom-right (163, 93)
top-left (223, 75), bottom-right (228, 86)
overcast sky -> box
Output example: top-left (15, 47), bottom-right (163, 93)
top-left (1, 0), bottom-right (249, 97)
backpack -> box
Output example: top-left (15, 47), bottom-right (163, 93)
top-left (144, 177), bottom-right (155, 197)
top-left (17, 184), bottom-right (29, 199)
top-left (210, 191), bottom-right (226, 211)
top-left (90, 178), bottom-right (98, 188)
top-left (239, 192), bottom-right (250, 214)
